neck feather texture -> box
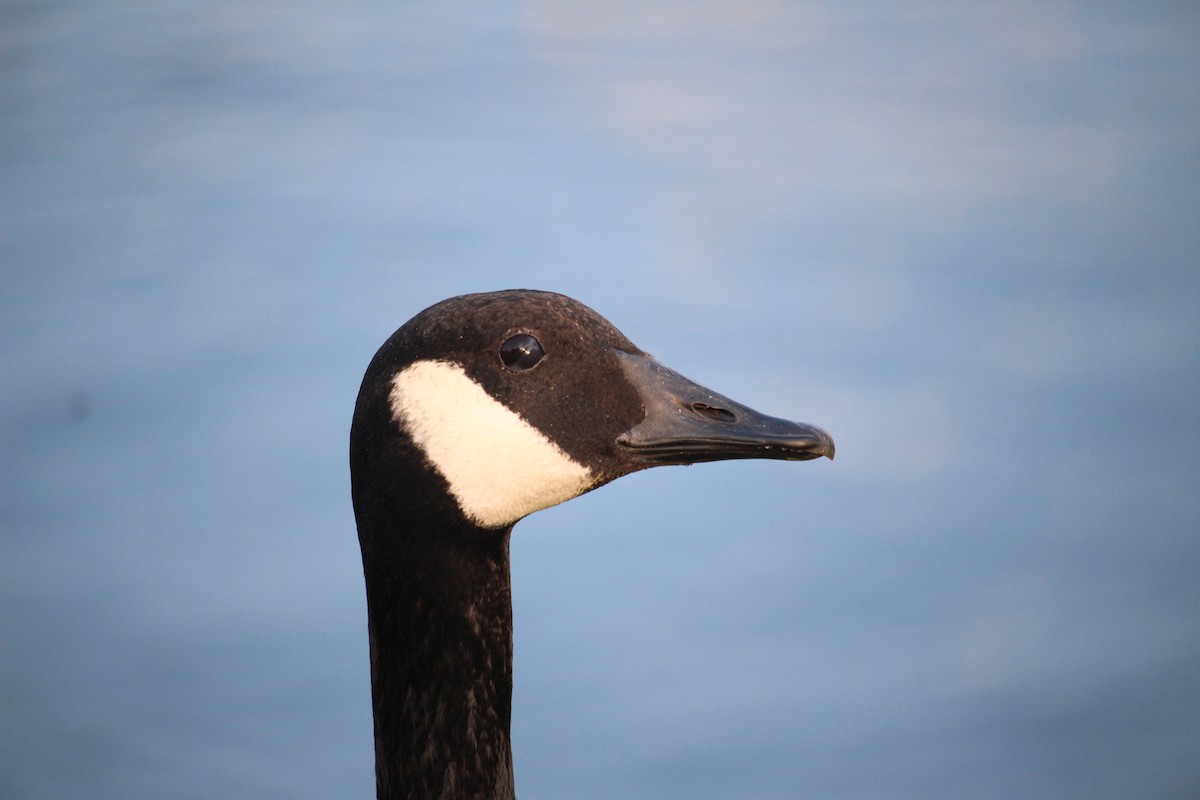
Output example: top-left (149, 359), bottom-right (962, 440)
top-left (362, 523), bottom-right (516, 800)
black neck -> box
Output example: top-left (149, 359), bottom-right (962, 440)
top-left (361, 522), bottom-right (517, 800)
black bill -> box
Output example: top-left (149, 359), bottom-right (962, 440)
top-left (614, 350), bottom-right (835, 466)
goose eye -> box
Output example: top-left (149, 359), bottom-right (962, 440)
top-left (500, 334), bottom-right (544, 372)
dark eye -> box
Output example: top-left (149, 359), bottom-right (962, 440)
top-left (500, 333), bottom-right (545, 372)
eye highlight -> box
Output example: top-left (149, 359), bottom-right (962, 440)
top-left (500, 333), bottom-right (545, 372)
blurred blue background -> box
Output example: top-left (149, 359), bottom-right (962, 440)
top-left (3, 3), bottom-right (1198, 799)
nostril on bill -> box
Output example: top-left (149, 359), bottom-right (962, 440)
top-left (691, 402), bottom-right (737, 422)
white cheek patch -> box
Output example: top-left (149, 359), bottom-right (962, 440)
top-left (389, 360), bottom-right (595, 528)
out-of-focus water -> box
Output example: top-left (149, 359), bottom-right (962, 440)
top-left (3, 3), bottom-right (1198, 799)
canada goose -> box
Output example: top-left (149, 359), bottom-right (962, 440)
top-left (350, 289), bottom-right (833, 800)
